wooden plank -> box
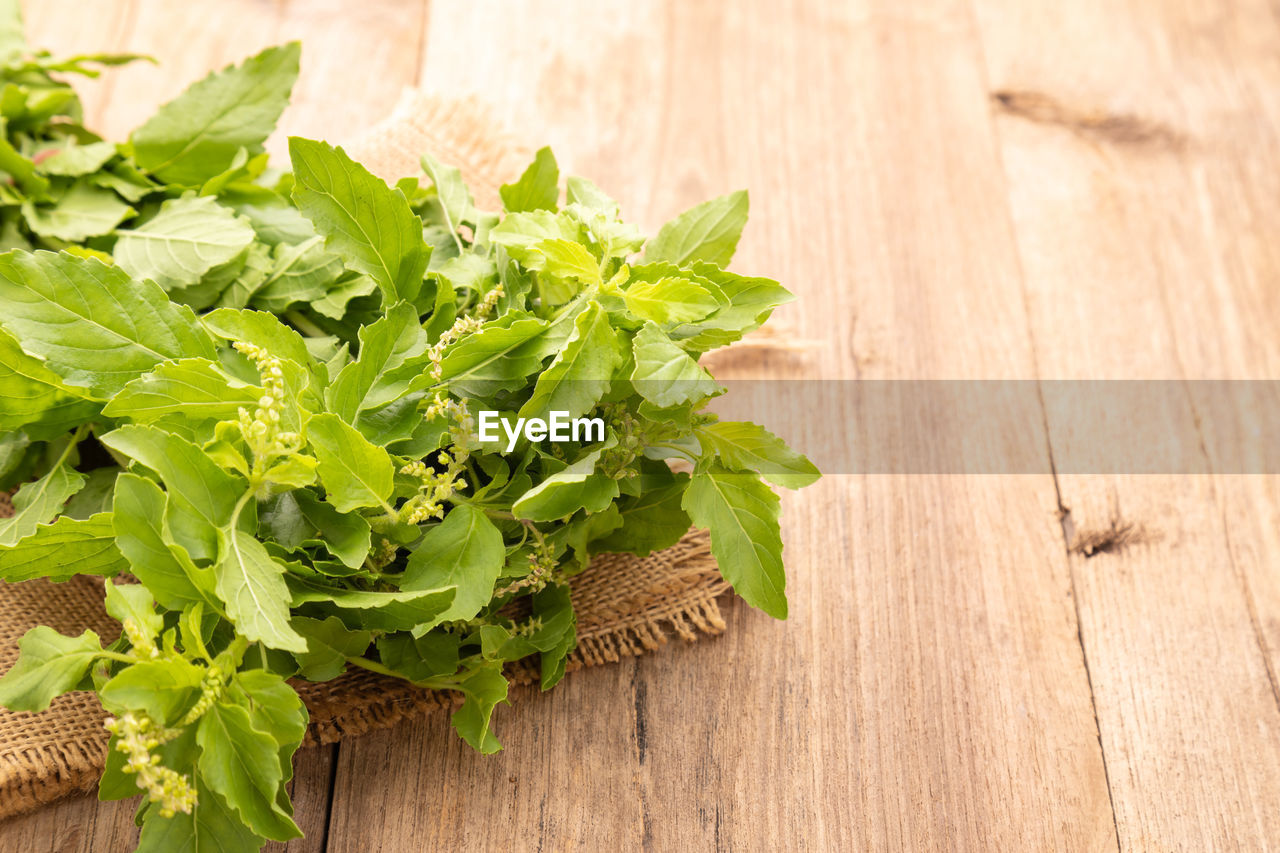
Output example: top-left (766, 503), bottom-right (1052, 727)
top-left (972, 0), bottom-right (1280, 846)
top-left (326, 1), bottom-right (1115, 850)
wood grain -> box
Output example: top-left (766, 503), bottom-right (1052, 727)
top-left (3, 0), bottom-right (1280, 850)
top-left (974, 0), bottom-right (1280, 847)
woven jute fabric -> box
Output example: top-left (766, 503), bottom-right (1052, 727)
top-left (0, 92), bottom-right (730, 820)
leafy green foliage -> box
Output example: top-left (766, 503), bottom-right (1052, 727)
top-left (0, 24), bottom-right (816, 853)
top-left (290, 137), bottom-right (427, 305)
top-left (129, 43), bottom-right (301, 185)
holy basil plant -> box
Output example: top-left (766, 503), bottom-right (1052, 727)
top-left (0, 22), bottom-right (817, 853)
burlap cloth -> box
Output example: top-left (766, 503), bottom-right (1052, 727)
top-left (0, 92), bottom-right (730, 820)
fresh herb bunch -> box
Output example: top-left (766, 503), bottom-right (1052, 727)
top-left (0, 13), bottom-right (817, 853)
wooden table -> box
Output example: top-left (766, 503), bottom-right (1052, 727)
top-left (6, 0), bottom-right (1280, 849)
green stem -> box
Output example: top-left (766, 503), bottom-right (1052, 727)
top-left (345, 655), bottom-right (457, 690)
top-left (283, 310), bottom-right (328, 339)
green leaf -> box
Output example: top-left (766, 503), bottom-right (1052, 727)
top-left (103, 357), bottom-right (262, 425)
top-left (114, 195), bottom-right (255, 291)
top-left (435, 311), bottom-right (547, 397)
top-left (130, 43), bottom-right (301, 185)
top-left (0, 250), bottom-right (214, 397)
top-left (63, 467), bottom-right (118, 519)
top-left (0, 132), bottom-right (48, 197)
top-left (103, 580), bottom-right (163, 644)
top-left (450, 663), bottom-right (508, 753)
top-left (696, 421), bottom-right (820, 490)
top-left (526, 582), bottom-right (577, 689)
top-left (682, 463), bottom-right (786, 619)
top-left (0, 512), bottom-right (125, 582)
top-left (622, 275), bottom-right (719, 325)
top-left (630, 323), bottom-right (719, 408)
top-left (201, 307), bottom-right (317, 378)
top-left (287, 576), bottom-right (455, 635)
top-left (401, 504), bottom-right (504, 621)
top-left (136, 778), bottom-right (266, 852)
top-left (531, 238), bottom-right (601, 304)
top-left (325, 302), bottom-right (425, 422)
top-left (645, 189), bottom-right (748, 267)
top-left (0, 626), bottom-right (103, 712)
top-left (312, 272), bottom-right (377, 320)
top-left (232, 669), bottom-right (308, 759)
top-left (0, 461), bottom-right (85, 546)
top-left (376, 632), bottom-right (460, 682)
top-left (592, 473), bottom-right (691, 557)
top-left (519, 301), bottom-right (624, 420)
top-left (421, 151), bottom-right (475, 234)
top-left (513, 443), bottom-right (620, 522)
top-left (250, 236), bottom-right (345, 312)
top-left (196, 701), bottom-right (302, 841)
top-left (290, 137), bottom-right (427, 304)
top-left (23, 182), bottom-right (134, 242)
top-left (291, 489), bottom-right (370, 569)
top-left (489, 210), bottom-right (581, 260)
top-left (101, 425), bottom-right (243, 562)
top-left (307, 413), bottom-right (395, 513)
top-left (216, 528), bottom-right (307, 653)
top-left (500, 146), bottom-right (559, 213)
top-left (670, 263), bottom-right (793, 350)
top-left (100, 658), bottom-right (204, 725)
top-left (33, 140), bottom-right (117, 177)
top-left (290, 615), bottom-right (371, 681)
top-left (565, 175), bottom-right (618, 215)
top-left (0, 326), bottom-right (99, 439)
top-left (112, 473), bottom-right (216, 609)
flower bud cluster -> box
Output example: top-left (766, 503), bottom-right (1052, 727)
top-left (369, 535), bottom-right (400, 569)
top-left (494, 551), bottom-right (555, 598)
top-left (122, 618), bottom-right (159, 660)
top-left (399, 452), bottom-right (469, 525)
top-left (426, 283), bottom-right (504, 381)
top-left (233, 341), bottom-right (302, 464)
top-left (104, 712), bottom-right (195, 818)
top-left (423, 396), bottom-right (477, 452)
top-left (600, 406), bottom-right (642, 479)
top-left (178, 663), bottom-right (225, 727)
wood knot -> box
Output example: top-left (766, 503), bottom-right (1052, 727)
top-left (1070, 516), bottom-right (1156, 558)
top-left (991, 89), bottom-right (1186, 151)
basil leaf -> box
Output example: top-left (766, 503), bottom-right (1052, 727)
top-left (683, 463), bottom-right (787, 619)
top-left (196, 700), bottom-right (302, 841)
top-left (290, 137), bottom-right (428, 305)
top-left (215, 528), bottom-right (307, 653)
top-left (645, 189), bottom-right (748, 267)
top-left (306, 413), bottom-right (394, 513)
top-left (101, 425), bottom-right (243, 562)
top-left (519, 301), bottom-right (624, 420)
top-left (0, 512), bottom-right (125, 581)
top-left (0, 251), bottom-right (214, 397)
top-left (499, 146), bottom-right (559, 213)
top-left (696, 421), bottom-right (821, 490)
top-left (401, 504), bottom-right (504, 621)
top-left (130, 42), bottom-right (301, 185)
top-left (0, 626), bottom-right (104, 712)
top-left (114, 195), bottom-right (255, 291)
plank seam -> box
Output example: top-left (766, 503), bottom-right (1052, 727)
top-left (959, 1), bottom-right (1124, 847)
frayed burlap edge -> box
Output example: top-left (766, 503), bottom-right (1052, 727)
top-left (0, 92), bottom-right (733, 820)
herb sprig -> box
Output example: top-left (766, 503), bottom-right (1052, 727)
top-left (0, 10), bottom-right (816, 851)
